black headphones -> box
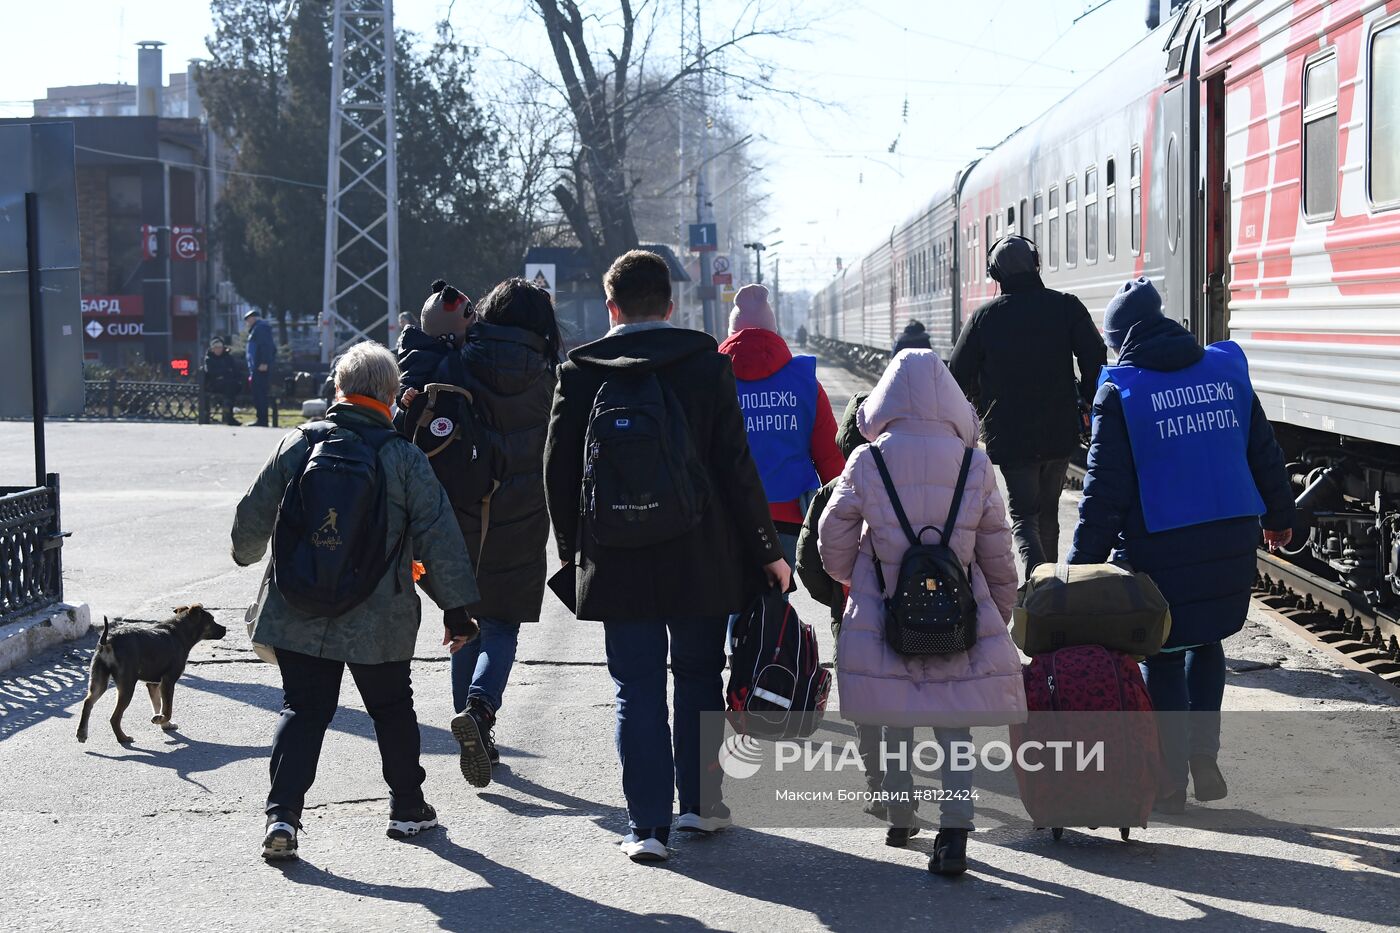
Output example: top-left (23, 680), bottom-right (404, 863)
top-left (985, 233), bottom-right (1041, 280)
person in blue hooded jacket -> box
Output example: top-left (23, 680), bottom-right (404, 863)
top-left (1067, 278), bottom-right (1295, 813)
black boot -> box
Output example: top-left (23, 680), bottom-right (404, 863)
top-left (451, 699), bottom-right (496, 788)
top-left (885, 808), bottom-right (919, 847)
top-left (1189, 755), bottom-right (1228, 802)
top-left (928, 828), bottom-right (969, 876)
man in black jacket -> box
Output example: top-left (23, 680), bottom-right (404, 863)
top-left (203, 337), bottom-right (243, 426)
top-left (949, 235), bottom-right (1106, 574)
top-left (545, 250), bottom-right (790, 863)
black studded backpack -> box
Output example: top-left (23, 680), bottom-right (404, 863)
top-left (868, 445), bottom-right (979, 656)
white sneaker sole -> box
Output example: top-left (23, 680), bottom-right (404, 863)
top-left (386, 816), bottom-right (438, 839)
top-left (620, 837), bottom-right (670, 863)
top-left (675, 813), bottom-right (732, 834)
top-left (261, 824), bottom-right (298, 861)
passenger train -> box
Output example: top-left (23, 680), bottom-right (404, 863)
top-left (811, 0), bottom-right (1400, 607)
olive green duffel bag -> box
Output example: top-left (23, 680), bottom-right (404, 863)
top-left (1012, 563), bottom-right (1172, 656)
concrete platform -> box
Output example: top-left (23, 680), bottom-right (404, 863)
top-left (0, 405), bottom-right (1397, 932)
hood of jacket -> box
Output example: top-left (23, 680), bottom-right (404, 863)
top-left (397, 324), bottom-right (454, 355)
top-left (1115, 315), bottom-right (1205, 372)
top-left (567, 325), bottom-right (717, 374)
top-left (460, 322), bottom-right (553, 395)
top-left (858, 348), bottom-right (979, 446)
top-left (717, 326), bottom-right (792, 380)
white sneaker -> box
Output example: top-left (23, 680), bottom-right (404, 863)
top-left (675, 810), bottom-right (732, 834)
top-left (261, 821), bottom-right (299, 861)
top-left (619, 834), bottom-right (670, 863)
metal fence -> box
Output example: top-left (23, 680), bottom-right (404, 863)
top-left (808, 334), bottom-right (891, 382)
top-left (84, 378), bottom-right (202, 421)
top-left (0, 477), bottom-right (64, 626)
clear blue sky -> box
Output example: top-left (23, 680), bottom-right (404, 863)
top-left (4, 0), bottom-right (1150, 289)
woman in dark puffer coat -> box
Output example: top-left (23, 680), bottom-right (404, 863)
top-left (1068, 278), bottom-right (1294, 812)
top-left (439, 278), bottom-right (560, 787)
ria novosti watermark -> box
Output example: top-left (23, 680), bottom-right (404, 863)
top-left (720, 734), bottom-right (1107, 779)
top-left (700, 710), bottom-right (1400, 830)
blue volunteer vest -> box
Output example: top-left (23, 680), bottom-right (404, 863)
top-left (737, 355), bottom-right (820, 503)
top-left (1100, 341), bottom-right (1265, 534)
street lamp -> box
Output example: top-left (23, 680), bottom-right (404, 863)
top-left (742, 239), bottom-right (782, 284)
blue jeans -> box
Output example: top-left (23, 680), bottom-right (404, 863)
top-left (880, 726), bottom-right (976, 830)
top-left (450, 618), bottom-right (521, 714)
top-left (1141, 641), bottom-right (1226, 793)
top-left (603, 616), bottom-right (729, 836)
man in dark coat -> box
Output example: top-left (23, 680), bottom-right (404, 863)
top-left (435, 278), bottom-right (558, 788)
top-left (893, 319), bottom-right (932, 354)
top-left (1068, 278), bottom-right (1295, 812)
top-left (545, 249), bottom-right (789, 863)
top-left (244, 309), bottom-right (278, 427)
top-left (203, 337), bottom-right (243, 425)
top-left (949, 235), bottom-right (1106, 574)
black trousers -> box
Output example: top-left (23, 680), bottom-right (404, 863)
top-left (250, 370), bottom-right (271, 425)
top-left (999, 459), bottom-right (1070, 575)
top-left (266, 648), bottom-right (426, 823)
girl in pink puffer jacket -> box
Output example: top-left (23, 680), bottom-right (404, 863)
top-left (818, 348), bottom-right (1027, 874)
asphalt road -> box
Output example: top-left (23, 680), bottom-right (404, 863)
top-left (1, 365), bottom-right (1398, 932)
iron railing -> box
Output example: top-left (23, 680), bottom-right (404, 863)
top-left (809, 334), bottom-right (891, 382)
top-left (0, 476), bottom-right (65, 626)
top-left (84, 378), bottom-right (202, 421)
top-left (80, 377), bottom-right (295, 425)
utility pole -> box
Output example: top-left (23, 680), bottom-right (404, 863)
top-left (321, 0), bottom-right (400, 364)
top-left (694, 5), bottom-right (717, 337)
top-left (772, 256), bottom-right (780, 333)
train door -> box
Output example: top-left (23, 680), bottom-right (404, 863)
top-left (1201, 70), bottom-right (1229, 344)
top-left (1160, 50), bottom-right (1199, 334)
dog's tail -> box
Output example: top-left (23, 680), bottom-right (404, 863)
top-left (98, 616), bottom-right (110, 645)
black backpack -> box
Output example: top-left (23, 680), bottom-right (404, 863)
top-left (869, 445), bottom-right (979, 656)
top-left (400, 353), bottom-right (500, 511)
top-left (273, 421), bottom-right (404, 618)
top-left (726, 590), bottom-right (831, 740)
top-left (581, 372), bottom-right (710, 548)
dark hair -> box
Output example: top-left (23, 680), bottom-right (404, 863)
top-left (603, 250), bottom-right (671, 320)
top-left (475, 277), bottom-right (563, 362)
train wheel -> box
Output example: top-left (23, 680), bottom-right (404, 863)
top-left (1051, 827), bottom-right (1064, 841)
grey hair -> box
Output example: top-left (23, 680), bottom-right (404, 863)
top-left (333, 341), bottom-right (400, 405)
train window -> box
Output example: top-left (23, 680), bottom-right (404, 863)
top-left (1032, 193), bottom-right (1044, 249)
top-left (1019, 199), bottom-right (1029, 236)
top-left (1065, 177), bottom-right (1079, 267)
top-left (1130, 147), bottom-right (1142, 255)
top-left (1303, 48), bottom-right (1339, 220)
top-left (1007, 206), bottom-right (1015, 234)
top-left (984, 215), bottom-right (993, 280)
top-left (1106, 157), bottom-right (1117, 260)
top-left (1370, 19), bottom-right (1400, 208)
top-left (1084, 168), bottom-right (1099, 264)
top-left (1047, 186), bottom-right (1060, 271)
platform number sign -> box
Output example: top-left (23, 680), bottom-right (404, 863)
top-left (688, 223), bottom-right (718, 253)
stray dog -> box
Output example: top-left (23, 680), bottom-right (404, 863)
top-left (76, 605), bottom-right (227, 744)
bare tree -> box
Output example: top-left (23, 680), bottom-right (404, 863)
top-left (532, 0), bottom-right (804, 282)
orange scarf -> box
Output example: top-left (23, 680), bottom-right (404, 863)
top-left (336, 392), bottom-right (392, 421)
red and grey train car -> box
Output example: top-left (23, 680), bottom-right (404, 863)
top-left (812, 0), bottom-right (1400, 604)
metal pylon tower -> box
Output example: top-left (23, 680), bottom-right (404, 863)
top-left (320, 0), bottom-right (399, 363)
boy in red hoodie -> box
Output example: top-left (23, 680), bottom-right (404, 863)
top-left (718, 284), bottom-right (845, 564)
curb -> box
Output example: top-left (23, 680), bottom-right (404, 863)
top-left (0, 603), bottom-right (92, 675)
